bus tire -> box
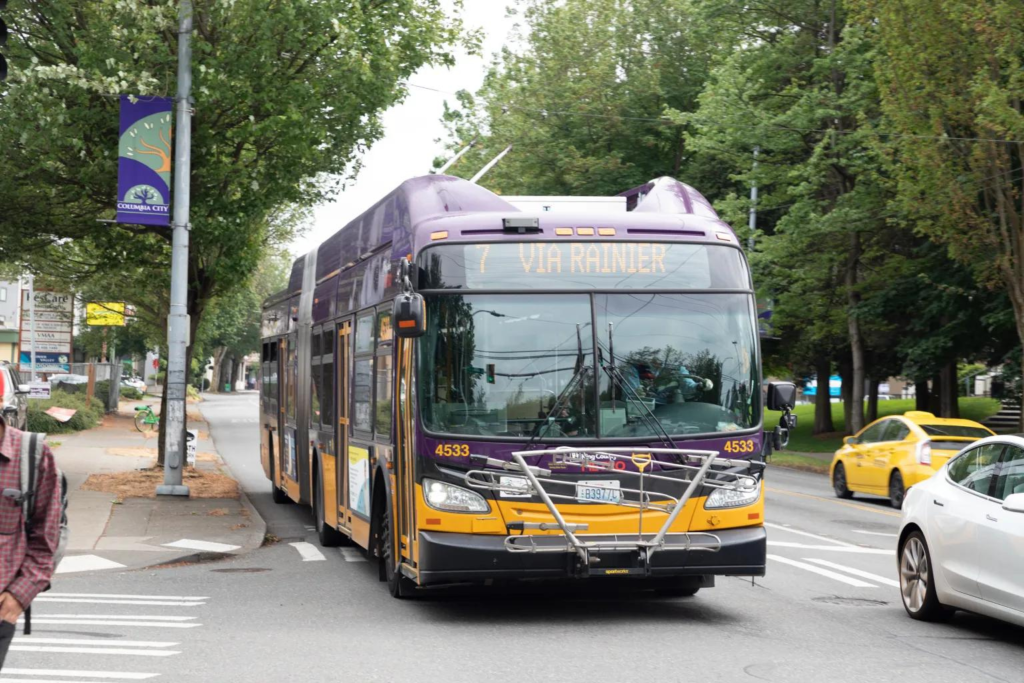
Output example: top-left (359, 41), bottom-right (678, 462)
top-left (371, 477), bottom-right (415, 599)
top-left (269, 443), bottom-right (290, 505)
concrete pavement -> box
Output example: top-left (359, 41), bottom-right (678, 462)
top-left (7, 392), bottom-right (1021, 683)
top-left (52, 398), bottom-right (265, 574)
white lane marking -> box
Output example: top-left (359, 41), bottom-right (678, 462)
top-left (33, 598), bottom-right (204, 607)
top-left (764, 522), bottom-right (856, 547)
top-left (54, 556), bottom-right (127, 575)
top-left (42, 593), bottom-right (207, 601)
top-left (0, 679), bottom-right (157, 683)
top-left (804, 558), bottom-right (901, 588)
top-left (9, 647), bottom-right (179, 657)
top-left (17, 620), bottom-right (200, 629)
top-left (289, 542), bottom-right (326, 562)
top-left (767, 541), bottom-right (894, 555)
top-left (852, 529), bottom-right (898, 538)
top-left (339, 548), bottom-right (366, 563)
top-left (2, 668), bottom-right (159, 679)
top-left (21, 615), bottom-right (195, 621)
top-left (767, 554), bottom-right (877, 588)
top-left (12, 639), bottom-right (177, 647)
top-left (161, 539), bottom-right (240, 553)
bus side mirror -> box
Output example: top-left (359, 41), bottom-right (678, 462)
top-left (394, 292), bottom-right (426, 338)
top-left (765, 381), bottom-right (797, 412)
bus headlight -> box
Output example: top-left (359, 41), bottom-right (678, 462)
top-left (704, 479), bottom-right (761, 509)
top-left (423, 479), bottom-right (490, 513)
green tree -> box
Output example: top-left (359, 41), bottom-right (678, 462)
top-left (439, 0), bottom-right (730, 196)
top-left (0, 0), bottom-right (467, 458)
top-left (857, 0), bottom-right (1024, 424)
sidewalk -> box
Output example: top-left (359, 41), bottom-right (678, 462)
top-left (50, 396), bottom-right (266, 575)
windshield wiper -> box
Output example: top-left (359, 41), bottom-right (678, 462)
top-left (526, 323), bottom-right (590, 447)
top-left (600, 323), bottom-right (678, 449)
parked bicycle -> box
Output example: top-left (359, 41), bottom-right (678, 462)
top-left (134, 405), bottom-right (159, 433)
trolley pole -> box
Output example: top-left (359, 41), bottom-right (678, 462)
top-left (157, 0), bottom-right (193, 497)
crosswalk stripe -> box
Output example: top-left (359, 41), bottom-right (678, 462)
top-left (767, 554), bottom-right (877, 587)
top-left (42, 594), bottom-right (207, 601)
top-left (339, 548), bottom-right (366, 563)
top-left (2, 668), bottom-right (159, 679)
top-left (9, 647), bottom-right (179, 657)
top-left (33, 598), bottom-right (205, 607)
top-left (21, 615), bottom-right (196, 621)
top-left (0, 679), bottom-right (157, 683)
top-left (764, 522), bottom-right (857, 547)
top-left (767, 541), bottom-right (893, 555)
top-left (804, 558), bottom-right (901, 587)
top-left (54, 556), bottom-right (127, 575)
top-left (289, 542), bottom-right (326, 562)
top-left (17, 620), bottom-right (200, 629)
top-left (852, 529), bottom-right (898, 538)
top-left (13, 639), bottom-right (177, 647)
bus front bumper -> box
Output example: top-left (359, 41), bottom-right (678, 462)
top-left (416, 525), bottom-right (766, 586)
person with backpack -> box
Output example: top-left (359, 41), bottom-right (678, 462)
top-left (0, 415), bottom-right (63, 669)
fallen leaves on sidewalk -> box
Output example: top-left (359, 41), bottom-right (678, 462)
top-left (82, 467), bottom-right (239, 501)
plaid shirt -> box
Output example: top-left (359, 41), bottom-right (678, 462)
top-left (0, 426), bottom-right (62, 609)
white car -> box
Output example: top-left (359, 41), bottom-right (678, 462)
top-left (121, 376), bottom-right (146, 391)
top-left (898, 435), bottom-right (1024, 626)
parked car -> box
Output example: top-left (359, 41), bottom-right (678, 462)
top-left (0, 363), bottom-right (28, 430)
top-left (898, 435), bottom-right (1024, 626)
top-left (121, 375), bottom-right (146, 392)
top-left (830, 411), bottom-right (993, 508)
top-left (47, 373), bottom-right (89, 386)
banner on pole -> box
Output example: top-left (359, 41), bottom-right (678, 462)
top-left (117, 96), bottom-right (173, 226)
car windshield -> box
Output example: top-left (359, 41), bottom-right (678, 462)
top-left (418, 292), bottom-right (759, 439)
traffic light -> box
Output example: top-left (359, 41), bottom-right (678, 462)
top-left (0, 0), bottom-right (7, 82)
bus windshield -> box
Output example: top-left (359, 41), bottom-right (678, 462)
top-left (418, 292), bottom-right (759, 439)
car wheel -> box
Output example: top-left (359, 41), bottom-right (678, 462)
top-left (899, 531), bottom-right (953, 621)
top-left (889, 470), bottom-right (905, 509)
top-left (833, 462), bottom-right (853, 499)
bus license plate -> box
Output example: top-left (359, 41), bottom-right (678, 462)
top-left (576, 480), bottom-right (621, 504)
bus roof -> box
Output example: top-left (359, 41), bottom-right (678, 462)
top-left (269, 174), bottom-right (737, 304)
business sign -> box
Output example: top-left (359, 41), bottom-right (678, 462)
top-left (86, 302), bottom-right (127, 326)
top-left (19, 291), bottom-right (73, 373)
top-left (117, 96), bottom-right (172, 226)
top-left (186, 429), bottom-right (197, 467)
top-left (26, 382), bottom-right (51, 400)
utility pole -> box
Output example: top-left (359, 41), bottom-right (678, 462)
top-left (748, 146), bottom-right (759, 252)
top-left (157, 0), bottom-right (193, 497)
top-left (26, 274), bottom-right (36, 382)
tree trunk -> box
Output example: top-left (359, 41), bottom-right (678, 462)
top-left (940, 361), bottom-right (959, 418)
top-left (840, 354), bottom-right (853, 434)
top-left (914, 375), bottom-right (930, 411)
top-left (209, 347), bottom-right (229, 394)
top-left (813, 356), bottom-right (835, 434)
top-left (928, 373), bottom-right (942, 415)
top-left (866, 375), bottom-right (879, 423)
top-left (846, 233), bottom-right (866, 434)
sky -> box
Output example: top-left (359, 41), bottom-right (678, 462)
top-left (288, 2), bottom-right (517, 257)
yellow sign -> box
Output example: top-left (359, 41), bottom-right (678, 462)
top-left (86, 302), bottom-right (126, 326)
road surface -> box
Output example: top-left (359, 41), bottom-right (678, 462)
top-left (9, 392), bottom-right (1022, 683)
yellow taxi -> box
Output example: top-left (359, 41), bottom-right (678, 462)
top-left (830, 411), bottom-right (994, 508)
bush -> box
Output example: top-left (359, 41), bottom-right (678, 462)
top-left (120, 386), bottom-right (145, 400)
top-left (187, 385), bottom-right (201, 401)
top-left (27, 390), bottom-right (106, 435)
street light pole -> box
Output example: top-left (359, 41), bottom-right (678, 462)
top-left (157, 0), bottom-right (193, 497)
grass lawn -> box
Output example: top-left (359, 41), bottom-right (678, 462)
top-left (768, 452), bottom-right (831, 474)
top-left (764, 397), bottom-right (1001, 454)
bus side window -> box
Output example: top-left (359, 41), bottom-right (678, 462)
top-left (353, 313), bottom-right (375, 435)
top-left (375, 309), bottom-right (393, 440)
top-left (321, 331), bottom-right (334, 428)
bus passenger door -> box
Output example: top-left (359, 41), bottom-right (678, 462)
top-left (336, 320), bottom-right (352, 535)
top-left (395, 337), bottom-right (417, 569)
top-left (282, 333), bottom-right (300, 501)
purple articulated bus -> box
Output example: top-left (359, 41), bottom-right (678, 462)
top-left (259, 174), bottom-right (796, 598)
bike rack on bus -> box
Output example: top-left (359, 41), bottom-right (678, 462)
top-left (466, 447), bottom-right (762, 577)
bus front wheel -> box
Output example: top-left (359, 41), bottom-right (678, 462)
top-left (371, 479), bottom-right (415, 599)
